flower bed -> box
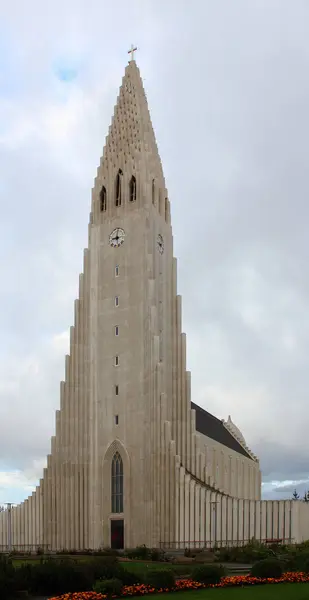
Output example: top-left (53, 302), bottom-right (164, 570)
top-left (48, 571), bottom-right (309, 600)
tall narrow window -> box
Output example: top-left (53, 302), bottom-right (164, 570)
top-left (115, 296), bottom-right (119, 307)
top-left (115, 265), bottom-right (119, 277)
top-left (115, 385), bottom-right (119, 395)
top-left (100, 185), bottom-right (107, 212)
top-left (115, 415), bottom-right (119, 425)
top-left (114, 355), bottom-right (119, 366)
top-left (129, 175), bottom-right (136, 202)
top-left (115, 169), bottom-right (123, 207)
top-left (165, 197), bottom-right (168, 222)
top-left (115, 325), bottom-right (119, 336)
top-left (152, 179), bottom-right (155, 205)
top-left (111, 452), bottom-right (123, 513)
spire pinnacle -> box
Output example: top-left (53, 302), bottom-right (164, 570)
top-left (95, 56), bottom-right (164, 186)
top-left (128, 44), bottom-right (137, 62)
top-left (91, 54), bottom-right (168, 221)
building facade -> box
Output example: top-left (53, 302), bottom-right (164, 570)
top-left (0, 58), bottom-right (308, 551)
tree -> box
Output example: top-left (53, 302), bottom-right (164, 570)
top-left (303, 491), bottom-right (309, 502)
top-left (292, 489), bottom-right (300, 500)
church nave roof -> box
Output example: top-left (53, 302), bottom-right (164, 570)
top-left (191, 402), bottom-right (254, 460)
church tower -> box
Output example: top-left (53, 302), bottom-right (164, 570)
top-left (0, 54), bottom-right (263, 553)
top-left (87, 53), bottom-right (176, 549)
top-left (74, 53), bottom-right (260, 550)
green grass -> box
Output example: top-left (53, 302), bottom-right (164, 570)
top-left (123, 560), bottom-right (193, 576)
top-left (137, 584), bottom-right (309, 600)
top-left (12, 558), bottom-right (39, 567)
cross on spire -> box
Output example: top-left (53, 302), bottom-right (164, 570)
top-left (128, 44), bottom-right (137, 62)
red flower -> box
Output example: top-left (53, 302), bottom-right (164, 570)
top-left (48, 571), bottom-right (309, 600)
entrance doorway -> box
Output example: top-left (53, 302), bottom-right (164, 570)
top-left (110, 519), bottom-right (124, 549)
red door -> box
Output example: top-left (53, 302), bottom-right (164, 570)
top-left (111, 519), bottom-right (124, 549)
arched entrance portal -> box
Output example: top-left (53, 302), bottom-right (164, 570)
top-left (103, 440), bottom-right (130, 549)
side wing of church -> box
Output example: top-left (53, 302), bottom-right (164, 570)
top-left (1, 58), bottom-right (309, 550)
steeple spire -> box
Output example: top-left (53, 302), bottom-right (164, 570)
top-left (91, 57), bottom-right (167, 221)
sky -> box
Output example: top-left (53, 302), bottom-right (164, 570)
top-left (0, 0), bottom-right (309, 505)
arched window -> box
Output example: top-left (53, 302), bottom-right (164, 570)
top-left (129, 175), bottom-right (136, 202)
top-left (115, 169), bottom-right (123, 207)
top-left (111, 451), bottom-right (123, 513)
top-left (100, 185), bottom-right (107, 212)
top-left (152, 179), bottom-right (155, 205)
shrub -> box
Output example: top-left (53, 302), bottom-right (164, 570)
top-left (87, 557), bottom-right (140, 586)
top-left (14, 555), bottom-right (138, 596)
top-left (93, 577), bottom-right (123, 596)
top-left (285, 550), bottom-right (309, 572)
top-left (172, 564), bottom-right (193, 576)
top-left (191, 563), bottom-right (226, 585)
top-left (145, 568), bottom-right (175, 590)
top-left (14, 562), bottom-right (33, 592)
top-left (297, 540), bottom-right (309, 550)
top-left (17, 558), bottom-right (92, 596)
top-left (216, 541), bottom-right (271, 564)
top-left (121, 568), bottom-right (142, 586)
top-left (150, 548), bottom-right (166, 562)
top-left (0, 554), bottom-right (15, 600)
top-left (251, 558), bottom-right (284, 579)
top-left (86, 556), bottom-right (118, 578)
top-left (301, 558), bottom-right (309, 573)
top-left (125, 545), bottom-right (151, 560)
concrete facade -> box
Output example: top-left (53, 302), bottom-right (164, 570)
top-left (0, 59), bottom-right (309, 550)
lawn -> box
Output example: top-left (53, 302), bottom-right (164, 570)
top-left (139, 584), bottom-right (309, 600)
top-left (122, 560), bottom-right (193, 576)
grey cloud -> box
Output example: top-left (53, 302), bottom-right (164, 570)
top-left (254, 440), bottom-right (309, 481)
top-left (1, 0), bottom-right (309, 499)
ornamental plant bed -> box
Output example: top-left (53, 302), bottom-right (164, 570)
top-left (48, 571), bottom-right (309, 600)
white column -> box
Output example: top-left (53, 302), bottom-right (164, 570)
top-left (226, 497), bottom-right (232, 546)
top-left (179, 466), bottom-right (185, 546)
top-left (200, 487), bottom-right (206, 545)
top-left (184, 474), bottom-right (190, 545)
top-left (189, 480), bottom-right (195, 546)
top-left (175, 457), bottom-right (180, 546)
top-left (194, 484), bottom-right (200, 547)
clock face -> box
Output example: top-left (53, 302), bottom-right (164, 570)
top-left (109, 228), bottom-right (125, 248)
top-left (157, 234), bottom-right (164, 254)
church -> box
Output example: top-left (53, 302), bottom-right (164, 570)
top-left (1, 54), bottom-right (309, 551)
